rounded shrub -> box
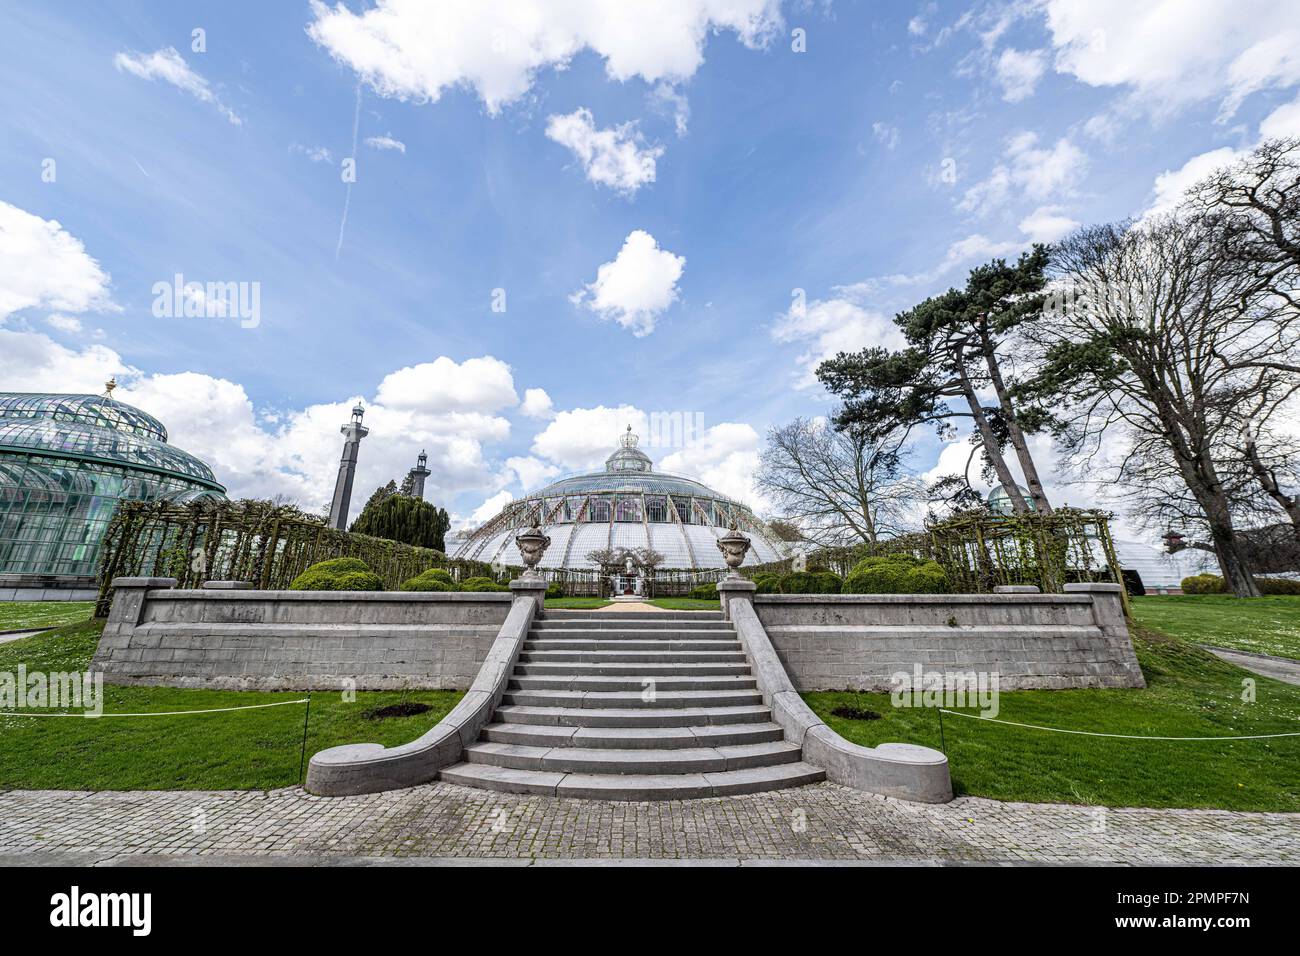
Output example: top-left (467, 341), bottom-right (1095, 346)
top-left (545, 581), bottom-right (564, 599)
top-left (688, 582), bottom-right (718, 601)
top-left (399, 569), bottom-right (459, 592)
top-left (843, 556), bottom-right (949, 594)
top-left (778, 570), bottom-right (842, 594)
top-left (460, 576), bottom-right (508, 592)
top-left (752, 573), bottom-right (782, 594)
top-left (1181, 574), bottom-right (1226, 594)
top-left (289, 557), bottom-right (384, 591)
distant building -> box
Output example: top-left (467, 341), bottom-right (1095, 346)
top-left (454, 426), bottom-right (783, 592)
top-left (0, 388), bottom-right (225, 599)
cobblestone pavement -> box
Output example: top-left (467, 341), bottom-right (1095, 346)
top-left (1, 782), bottom-right (1295, 864)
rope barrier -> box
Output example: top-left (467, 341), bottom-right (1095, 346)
top-left (937, 709), bottom-right (1300, 741)
top-left (0, 699), bottom-right (310, 718)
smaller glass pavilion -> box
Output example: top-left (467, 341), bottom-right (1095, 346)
top-left (0, 389), bottom-right (226, 582)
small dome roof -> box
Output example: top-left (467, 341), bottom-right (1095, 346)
top-left (988, 483), bottom-right (1032, 516)
top-left (604, 425), bottom-right (652, 473)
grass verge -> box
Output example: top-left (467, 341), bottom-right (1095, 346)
top-left (804, 624), bottom-right (1300, 811)
top-left (1130, 595), bottom-right (1300, 661)
top-left (0, 619), bottom-right (462, 791)
top-left (0, 601), bottom-right (96, 632)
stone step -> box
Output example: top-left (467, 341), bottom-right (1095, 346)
top-left (514, 661), bottom-right (751, 676)
top-left (493, 703), bottom-right (772, 728)
top-left (541, 611), bottom-right (723, 622)
top-left (509, 674), bottom-right (757, 692)
top-left (438, 761), bottom-right (825, 800)
top-left (499, 689), bottom-right (763, 710)
top-left (524, 638), bottom-right (742, 652)
top-left (517, 649), bottom-right (747, 664)
top-left (481, 721), bottom-right (786, 750)
top-left (533, 618), bottom-right (730, 630)
top-left (463, 739), bottom-right (802, 774)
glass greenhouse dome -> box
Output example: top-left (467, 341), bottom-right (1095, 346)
top-left (454, 426), bottom-right (785, 571)
top-left (0, 390), bottom-right (226, 582)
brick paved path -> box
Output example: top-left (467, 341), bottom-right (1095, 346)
top-left (1, 782), bottom-right (1295, 864)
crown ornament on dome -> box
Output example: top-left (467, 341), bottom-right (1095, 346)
top-left (621, 424), bottom-right (639, 448)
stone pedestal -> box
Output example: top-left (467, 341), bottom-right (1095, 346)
top-left (715, 577), bottom-right (756, 621)
top-left (509, 577), bottom-right (549, 613)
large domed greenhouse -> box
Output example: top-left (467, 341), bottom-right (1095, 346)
top-left (453, 426), bottom-right (785, 594)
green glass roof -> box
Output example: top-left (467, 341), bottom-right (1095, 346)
top-left (0, 392), bottom-right (224, 490)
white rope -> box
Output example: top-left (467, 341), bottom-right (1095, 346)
top-left (937, 709), bottom-right (1300, 740)
top-left (0, 698), bottom-right (309, 718)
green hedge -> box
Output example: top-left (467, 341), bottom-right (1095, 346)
top-left (688, 583), bottom-right (718, 601)
top-left (288, 557), bottom-right (385, 592)
top-left (778, 570), bottom-right (842, 594)
top-left (1182, 573), bottom-right (1300, 595)
top-left (752, 573), bottom-right (782, 594)
top-left (843, 555), bottom-right (950, 594)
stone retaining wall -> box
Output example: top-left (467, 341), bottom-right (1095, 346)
top-left (751, 584), bottom-right (1144, 690)
top-left (91, 578), bottom-right (512, 691)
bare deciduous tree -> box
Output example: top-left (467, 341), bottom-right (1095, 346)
top-left (1038, 212), bottom-right (1298, 596)
top-left (756, 417), bottom-right (923, 547)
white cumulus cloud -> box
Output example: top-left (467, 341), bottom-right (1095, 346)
top-left (0, 202), bottom-right (116, 321)
top-left (958, 131), bottom-right (1087, 216)
top-left (531, 405), bottom-right (649, 471)
top-left (306, 0), bottom-right (783, 114)
top-left (545, 108), bottom-right (663, 194)
top-left (520, 387), bottom-right (555, 419)
top-left (571, 230), bottom-right (685, 337)
top-left (374, 355), bottom-right (519, 414)
top-left (771, 296), bottom-right (906, 389)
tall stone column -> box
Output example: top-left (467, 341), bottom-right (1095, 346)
top-left (327, 404), bottom-right (369, 531)
top-left (408, 450), bottom-right (431, 499)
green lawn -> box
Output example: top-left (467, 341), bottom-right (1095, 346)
top-left (804, 624), bottom-right (1300, 812)
top-left (645, 597), bottom-right (722, 611)
top-left (0, 601), bottom-right (96, 632)
top-left (1131, 595), bottom-right (1300, 661)
top-left (543, 596), bottom-right (611, 609)
top-left (0, 619), bottom-right (462, 791)
top-left (541, 597), bottom-right (720, 611)
top-left (4, 608), bottom-right (1297, 810)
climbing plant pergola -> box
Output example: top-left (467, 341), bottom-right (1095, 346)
top-left (94, 499), bottom-right (499, 616)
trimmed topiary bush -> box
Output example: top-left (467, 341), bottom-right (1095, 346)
top-left (289, 557), bottom-right (384, 591)
top-left (460, 576), bottom-right (509, 592)
top-left (843, 556), bottom-right (950, 594)
top-left (1181, 573), bottom-right (1227, 594)
top-left (399, 568), bottom-right (458, 592)
top-left (688, 582), bottom-right (718, 601)
top-left (545, 581), bottom-right (564, 598)
top-left (752, 573), bottom-right (782, 594)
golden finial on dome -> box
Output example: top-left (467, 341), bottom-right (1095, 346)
top-left (103, 377), bottom-right (117, 397)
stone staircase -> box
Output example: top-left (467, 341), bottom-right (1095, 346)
top-left (440, 609), bottom-right (825, 799)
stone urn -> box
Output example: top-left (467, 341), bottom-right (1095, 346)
top-left (715, 525), bottom-right (751, 578)
top-left (514, 524), bottom-right (551, 579)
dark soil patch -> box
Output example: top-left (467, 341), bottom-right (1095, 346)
top-left (830, 705), bottom-right (881, 721)
top-left (362, 702), bottom-right (432, 720)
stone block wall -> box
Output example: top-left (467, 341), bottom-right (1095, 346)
top-left (91, 578), bottom-right (513, 691)
top-left (751, 584), bottom-right (1144, 690)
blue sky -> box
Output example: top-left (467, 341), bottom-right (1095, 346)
top-left (2, 1), bottom-right (1299, 538)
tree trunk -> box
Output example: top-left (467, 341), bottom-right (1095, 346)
top-left (979, 329), bottom-right (1052, 514)
top-left (955, 357), bottom-right (1028, 514)
top-left (1179, 457), bottom-right (1261, 597)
